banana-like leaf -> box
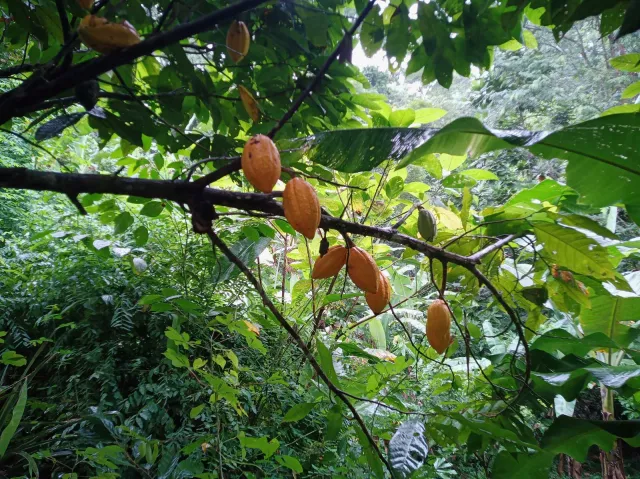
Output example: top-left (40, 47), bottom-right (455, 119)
top-left (580, 293), bottom-right (640, 348)
top-left (389, 420), bottom-right (429, 478)
top-left (294, 114), bottom-right (640, 219)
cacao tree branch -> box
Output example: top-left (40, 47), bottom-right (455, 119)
top-left (468, 234), bottom-right (522, 262)
top-left (266, 0), bottom-right (375, 139)
top-left (206, 230), bottom-right (396, 478)
top-left (0, 167), bottom-right (478, 265)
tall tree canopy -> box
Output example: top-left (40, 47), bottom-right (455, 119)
top-left (0, 0), bottom-right (639, 477)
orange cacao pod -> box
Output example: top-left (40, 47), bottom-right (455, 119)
top-left (282, 178), bottom-right (321, 239)
top-left (226, 20), bottom-right (250, 63)
top-left (426, 299), bottom-right (451, 354)
top-left (241, 135), bottom-right (281, 193)
top-left (365, 272), bottom-right (391, 314)
top-left (78, 15), bottom-right (140, 54)
top-left (347, 247), bottom-right (380, 293)
top-left (312, 245), bottom-right (347, 279)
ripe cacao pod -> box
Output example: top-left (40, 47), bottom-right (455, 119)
top-left (417, 207), bottom-right (437, 242)
top-left (426, 299), bottom-right (451, 354)
top-left (76, 0), bottom-right (94, 9)
top-left (78, 15), bottom-right (140, 54)
top-left (283, 178), bottom-right (321, 239)
top-left (238, 86), bottom-right (260, 122)
top-left (312, 245), bottom-right (347, 279)
top-left (347, 247), bottom-right (380, 294)
top-left (226, 20), bottom-right (250, 63)
top-left (241, 134), bottom-right (281, 193)
top-left (365, 272), bottom-right (391, 314)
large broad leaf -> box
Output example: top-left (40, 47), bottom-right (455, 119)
top-left (542, 416), bottom-right (640, 461)
top-left (389, 420), bottom-right (429, 478)
top-left (579, 293), bottom-right (640, 348)
top-left (299, 114), bottom-right (640, 214)
top-left (531, 329), bottom-right (620, 356)
top-left (492, 451), bottom-right (554, 479)
top-left (211, 237), bottom-right (271, 284)
top-left (0, 380), bottom-right (28, 457)
top-left (533, 222), bottom-right (616, 280)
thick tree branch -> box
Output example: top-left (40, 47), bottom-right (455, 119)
top-left (0, 0), bottom-right (271, 124)
top-left (206, 230), bottom-right (395, 478)
top-left (0, 168), bottom-right (476, 267)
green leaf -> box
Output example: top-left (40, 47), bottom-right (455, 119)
top-left (0, 351), bottom-right (26, 367)
top-left (140, 201), bottom-right (165, 217)
top-left (189, 404), bottom-right (205, 419)
top-left (389, 109), bottom-right (415, 128)
top-left (579, 294), bottom-right (640, 348)
top-left (133, 226), bottom-right (149, 246)
top-left (459, 168), bottom-right (499, 181)
top-left (493, 451), bottom-right (553, 479)
top-left (282, 402), bottom-right (317, 423)
top-left (325, 404), bottom-right (343, 440)
top-left (542, 416), bottom-right (640, 461)
top-left (276, 455), bottom-right (303, 473)
top-left (369, 318), bottom-right (386, 349)
top-left (384, 176), bottom-right (404, 199)
top-left (239, 436), bottom-right (280, 459)
top-left (211, 237), bottom-right (271, 285)
top-left (114, 212), bottom-right (134, 235)
top-left (316, 341), bottom-right (340, 386)
top-left (413, 108), bottom-right (446, 125)
top-left (622, 81), bottom-right (640, 99)
top-left (610, 54), bottom-right (640, 72)
top-left (531, 329), bottom-right (619, 356)
top-left (0, 380), bottom-right (28, 457)
top-left (361, 5), bottom-right (384, 57)
top-left (355, 428), bottom-right (384, 479)
top-left (533, 222), bottom-right (616, 280)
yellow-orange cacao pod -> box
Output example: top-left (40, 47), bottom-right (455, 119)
top-left (241, 134), bottom-right (281, 193)
top-left (78, 15), bottom-right (140, 54)
top-left (312, 245), bottom-right (347, 279)
top-left (238, 85), bottom-right (260, 122)
top-left (347, 247), bottom-right (380, 294)
top-left (426, 299), bottom-right (451, 354)
top-left (76, 0), bottom-right (94, 9)
top-left (282, 178), bottom-right (321, 239)
top-left (365, 272), bottom-right (391, 314)
top-left (226, 20), bottom-right (250, 63)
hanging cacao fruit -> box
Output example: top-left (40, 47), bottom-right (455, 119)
top-left (426, 299), bottom-right (451, 354)
top-left (226, 20), bottom-right (250, 63)
top-left (347, 247), bottom-right (380, 294)
top-left (78, 15), bottom-right (140, 54)
top-left (75, 79), bottom-right (99, 110)
top-left (76, 0), bottom-right (94, 9)
top-left (417, 207), bottom-right (437, 242)
top-left (238, 86), bottom-right (260, 122)
top-left (365, 272), bottom-right (392, 314)
top-left (312, 245), bottom-right (347, 279)
top-left (241, 134), bottom-right (281, 193)
top-left (282, 178), bottom-right (321, 239)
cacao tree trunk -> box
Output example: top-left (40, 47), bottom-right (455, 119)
top-left (601, 387), bottom-right (626, 479)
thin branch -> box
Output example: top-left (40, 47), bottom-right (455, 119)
top-left (0, 63), bottom-right (40, 79)
top-left (468, 234), bottom-right (521, 262)
top-left (266, 0), bottom-right (376, 139)
top-left (154, 0), bottom-right (178, 33)
top-left (206, 230), bottom-right (395, 477)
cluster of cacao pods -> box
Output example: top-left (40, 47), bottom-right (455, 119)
top-left (78, 15), bottom-right (140, 54)
top-left (311, 243), bottom-right (392, 315)
top-left (241, 135), bottom-right (321, 239)
top-left (226, 20), bottom-right (250, 63)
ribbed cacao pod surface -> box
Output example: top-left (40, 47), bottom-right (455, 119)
top-left (347, 247), bottom-right (380, 293)
top-left (365, 272), bottom-right (391, 314)
top-left (226, 20), bottom-right (250, 63)
top-left (426, 299), bottom-right (451, 354)
top-left (417, 208), bottom-right (437, 242)
top-left (312, 245), bottom-right (347, 279)
top-left (238, 86), bottom-right (260, 122)
top-left (283, 178), bottom-right (321, 239)
top-left (78, 15), bottom-right (140, 54)
top-left (241, 135), bottom-right (281, 193)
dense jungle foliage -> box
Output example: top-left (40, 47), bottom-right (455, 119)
top-left (1, 0), bottom-right (640, 478)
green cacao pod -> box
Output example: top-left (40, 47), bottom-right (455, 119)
top-left (417, 208), bottom-right (437, 242)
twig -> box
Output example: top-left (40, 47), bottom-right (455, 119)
top-left (266, 0), bottom-right (376, 139)
top-left (206, 230), bottom-right (395, 477)
top-left (468, 234), bottom-right (521, 262)
top-left (154, 0), bottom-right (178, 33)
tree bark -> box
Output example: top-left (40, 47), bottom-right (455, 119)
top-left (601, 387), bottom-right (626, 479)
